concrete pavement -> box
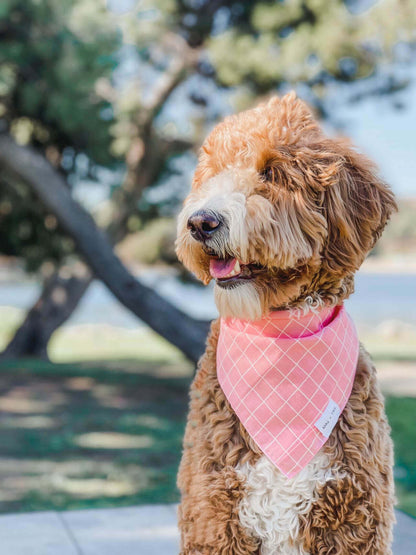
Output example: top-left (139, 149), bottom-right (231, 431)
top-left (0, 505), bottom-right (414, 554)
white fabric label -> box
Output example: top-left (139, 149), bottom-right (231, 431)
top-left (315, 399), bottom-right (341, 438)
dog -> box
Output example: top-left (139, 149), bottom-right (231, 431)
top-left (175, 93), bottom-right (396, 554)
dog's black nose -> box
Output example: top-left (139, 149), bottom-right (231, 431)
top-left (187, 210), bottom-right (221, 241)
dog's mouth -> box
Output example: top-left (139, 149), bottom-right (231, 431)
top-left (206, 249), bottom-right (262, 289)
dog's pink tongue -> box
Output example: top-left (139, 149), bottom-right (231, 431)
top-left (209, 258), bottom-right (237, 279)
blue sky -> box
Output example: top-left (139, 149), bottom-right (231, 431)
top-left (325, 63), bottom-right (416, 198)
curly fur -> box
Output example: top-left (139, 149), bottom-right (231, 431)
top-left (300, 347), bottom-right (395, 555)
top-left (177, 320), bottom-right (262, 554)
top-left (236, 451), bottom-right (333, 555)
top-left (176, 93), bottom-right (396, 554)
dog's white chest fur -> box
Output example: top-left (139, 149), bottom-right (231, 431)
top-left (236, 451), bottom-right (333, 554)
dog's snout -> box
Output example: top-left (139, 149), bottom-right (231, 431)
top-left (187, 210), bottom-right (221, 241)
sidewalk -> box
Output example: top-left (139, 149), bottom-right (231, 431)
top-left (0, 504), bottom-right (178, 555)
top-left (0, 505), bottom-right (415, 554)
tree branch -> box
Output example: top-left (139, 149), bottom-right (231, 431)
top-left (1, 265), bottom-right (93, 360)
top-left (141, 34), bottom-right (198, 130)
top-left (0, 134), bottom-right (210, 363)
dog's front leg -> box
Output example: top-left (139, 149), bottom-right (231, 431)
top-left (177, 320), bottom-right (261, 554)
top-left (178, 464), bottom-right (260, 554)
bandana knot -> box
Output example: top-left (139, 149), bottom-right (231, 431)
top-left (217, 305), bottom-right (359, 477)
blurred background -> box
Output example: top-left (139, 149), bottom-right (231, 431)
top-left (0, 0), bottom-right (415, 518)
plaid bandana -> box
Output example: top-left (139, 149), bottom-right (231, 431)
top-left (217, 305), bottom-right (359, 478)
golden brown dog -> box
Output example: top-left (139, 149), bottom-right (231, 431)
top-left (175, 93), bottom-right (396, 554)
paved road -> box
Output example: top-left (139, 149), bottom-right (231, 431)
top-left (1, 272), bottom-right (416, 327)
top-left (0, 505), bottom-right (414, 554)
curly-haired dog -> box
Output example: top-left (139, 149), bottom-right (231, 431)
top-left (176, 93), bottom-right (396, 554)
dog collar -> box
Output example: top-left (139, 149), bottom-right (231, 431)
top-left (217, 305), bottom-right (359, 478)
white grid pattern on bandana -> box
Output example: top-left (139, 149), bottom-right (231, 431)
top-left (217, 306), bottom-right (359, 477)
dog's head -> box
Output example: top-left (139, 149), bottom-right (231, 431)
top-left (176, 93), bottom-right (396, 320)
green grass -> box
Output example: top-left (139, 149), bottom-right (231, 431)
top-left (0, 359), bottom-right (192, 513)
top-left (362, 338), bottom-right (416, 362)
top-left (385, 397), bottom-right (416, 517)
top-left (0, 358), bottom-right (414, 517)
top-left (0, 306), bottom-right (186, 364)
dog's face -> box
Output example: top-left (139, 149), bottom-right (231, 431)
top-left (176, 93), bottom-right (396, 320)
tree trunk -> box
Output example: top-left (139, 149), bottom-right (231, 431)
top-left (0, 134), bottom-right (210, 363)
top-left (1, 266), bottom-right (92, 360)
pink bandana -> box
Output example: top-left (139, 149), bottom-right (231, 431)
top-left (217, 305), bottom-right (359, 478)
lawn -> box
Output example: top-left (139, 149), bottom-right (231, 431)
top-left (386, 396), bottom-right (416, 517)
top-left (0, 355), bottom-right (415, 517)
top-left (0, 357), bottom-right (192, 513)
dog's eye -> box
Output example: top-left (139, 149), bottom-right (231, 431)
top-left (260, 166), bottom-right (275, 182)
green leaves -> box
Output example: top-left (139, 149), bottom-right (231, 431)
top-left (209, 0), bottom-right (415, 91)
top-left (0, 0), bottom-right (122, 269)
top-left (0, 0), bottom-right (120, 159)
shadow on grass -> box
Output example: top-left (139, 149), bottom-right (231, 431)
top-left (0, 359), bottom-right (192, 513)
top-left (0, 359), bottom-right (415, 518)
top-left (386, 397), bottom-right (416, 518)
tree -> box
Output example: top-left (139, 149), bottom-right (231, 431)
top-left (1, 0), bottom-right (415, 361)
top-left (0, 0), bottom-right (121, 268)
top-left (0, 132), bottom-right (209, 362)
top-left (1, 1), bottom-right (207, 361)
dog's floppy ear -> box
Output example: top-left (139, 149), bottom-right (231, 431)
top-left (322, 139), bottom-right (397, 275)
